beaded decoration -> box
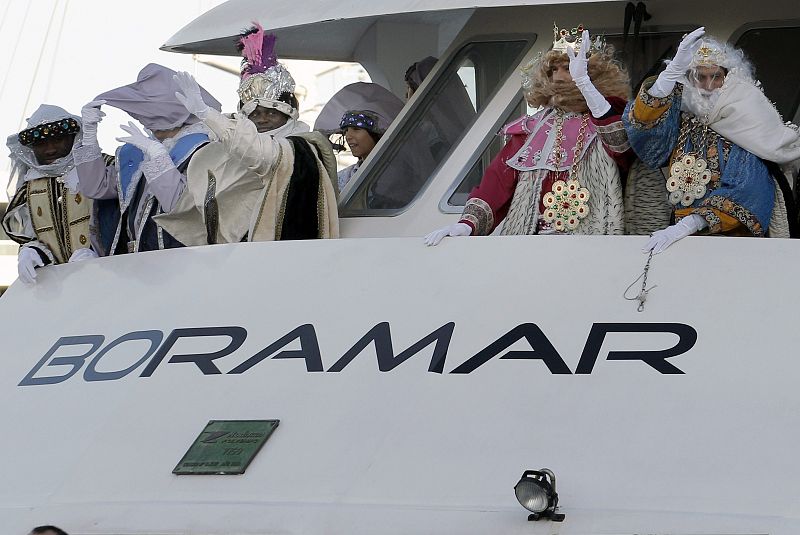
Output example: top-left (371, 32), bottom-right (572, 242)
top-left (541, 111), bottom-right (592, 231)
top-left (667, 153), bottom-right (712, 206)
top-left (543, 179), bottom-right (590, 231)
top-left (339, 111), bottom-right (378, 132)
top-left (666, 116), bottom-right (719, 207)
top-left (18, 118), bottom-right (79, 146)
top-left (552, 23), bottom-right (585, 54)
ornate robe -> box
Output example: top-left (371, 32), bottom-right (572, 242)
top-left (459, 98), bottom-right (630, 236)
top-left (3, 173), bottom-right (93, 264)
top-left (623, 79), bottom-right (781, 237)
top-left (74, 124), bottom-right (211, 254)
top-left (154, 113), bottom-right (339, 245)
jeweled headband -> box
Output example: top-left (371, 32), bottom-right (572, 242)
top-left (339, 111), bottom-right (378, 132)
top-left (18, 118), bottom-right (80, 146)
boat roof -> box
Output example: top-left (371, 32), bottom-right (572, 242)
top-left (161, 0), bottom-right (622, 58)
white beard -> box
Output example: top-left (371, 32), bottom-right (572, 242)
top-left (681, 85), bottom-right (722, 121)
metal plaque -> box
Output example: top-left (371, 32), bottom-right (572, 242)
top-left (173, 419), bottom-right (279, 475)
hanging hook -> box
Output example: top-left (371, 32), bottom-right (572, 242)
top-left (623, 250), bottom-right (657, 312)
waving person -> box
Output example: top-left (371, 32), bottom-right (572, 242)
top-left (425, 25), bottom-right (632, 245)
top-left (624, 28), bottom-right (800, 252)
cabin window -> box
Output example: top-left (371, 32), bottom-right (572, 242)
top-left (735, 25), bottom-right (800, 123)
top-left (445, 96), bottom-right (527, 208)
top-left (340, 38), bottom-right (531, 216)
top-left (604, 31), bottom-right (688, 92)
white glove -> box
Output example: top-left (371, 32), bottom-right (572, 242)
top-left (80, 99), bottom-right (106, 146)
top-left (644, 214), bottom-right (707, 254)
top-left (649, 27), bottom-right (706, 98)
top-left (116, 121), bottom-right (168, 160)
top-left (69, 247), bottom-right (98, 262)
top-left (424, 222), bottom-right (472, 246)
top-left (18, 247), bottom-right (45, 285)
top-left (567, 30), bottom-right (611, 118)
top-left (174, 72), bottom-right (210, 120)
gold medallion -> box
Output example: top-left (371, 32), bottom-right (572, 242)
top-left (667, 152), bottom-right (712, 207)
top-left (542, 179), bottom-right (590, 231)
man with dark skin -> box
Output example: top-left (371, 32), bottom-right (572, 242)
top-left (4, 104), bottom-right (100, 284)
top-left (31, 134), bottom-right (75, 165)
top-left (246, 93), bottom-right (298, 133)
top-left (159, 25), bottom-right (339, 244)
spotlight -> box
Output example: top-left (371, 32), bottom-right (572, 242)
top-left (514, 468), bottom-right (565, 522)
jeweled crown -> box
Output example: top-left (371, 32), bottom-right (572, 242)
top-left (552, 23), bottom-right (585, 53)
top-left (693, 40), bottom-right (726, 68)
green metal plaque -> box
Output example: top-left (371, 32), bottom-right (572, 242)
top-left (173, 419), bottom-right (279, 475)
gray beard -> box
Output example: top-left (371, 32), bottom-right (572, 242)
top-left (681, 85), bottom-right (721, 121)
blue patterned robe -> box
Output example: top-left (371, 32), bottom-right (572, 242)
top-left (623, 79), bottom-right (774, 236)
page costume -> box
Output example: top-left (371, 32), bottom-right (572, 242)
top-left (156, 24), bottom-right (338, 245)
top-left (3, 105), bottom-right (98, 267)
top-left (314, 82), bottom-right (404, 191)
top-left (74, 64), bottom-right (220, 254)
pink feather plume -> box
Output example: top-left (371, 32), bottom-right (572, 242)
top-left (239, 22), bottom-right (278, 77)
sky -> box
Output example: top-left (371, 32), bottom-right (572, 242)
top-left (0, 0), bottom-right (367, 199)
top-left (0, 0), bottom-right (241, 193)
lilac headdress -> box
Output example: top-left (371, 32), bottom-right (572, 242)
top-left (97, 63), bottom-right (221, 131)
top-left (236, 22), bottom-right (297, 116)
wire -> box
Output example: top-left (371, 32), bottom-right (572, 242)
top-left (43, 0), bottom-right (71, 101)
top-left (16, 0), bottom-right (61, 132)
top-left (0, 1), bottom-right (34, 103)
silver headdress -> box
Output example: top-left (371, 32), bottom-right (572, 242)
top-left (237, 22), bottom-right (297, 118)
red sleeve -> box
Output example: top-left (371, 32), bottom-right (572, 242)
top-left (458, 135), bottom-right (525, 234)
top-left (591, 96), bottom-right (634, 174)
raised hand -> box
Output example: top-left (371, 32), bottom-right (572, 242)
top-left (81, 99), bottom-right (106, 126)
top-left (670, 27), bottom-right (706, 73)
top-left (567, 30), bottom-right (611, 117)
top-left (80, 99), bottom-right (106, 145)
top-left (566, 30), bottom-right (590, 81)
top-left (173, 71), bottom-right (210, 119)
top-left (649, 27), bottom-right (706, 98)
top-left (116, 121), bottom-right (165, 159)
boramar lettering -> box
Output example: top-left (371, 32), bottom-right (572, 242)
top-left (18, 322), bottom-right (697, 387)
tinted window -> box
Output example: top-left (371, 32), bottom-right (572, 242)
top-left (446, 97), bottom-right (526, 207)
top-left (341, 39), bottom-right (531, 215)
top-left (605, 31), bottom-right (687, 92)
top-left (736, 26), bottom-right (800, 123)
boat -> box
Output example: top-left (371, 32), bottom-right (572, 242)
top-left (3, 0), bottom-right (800, 533)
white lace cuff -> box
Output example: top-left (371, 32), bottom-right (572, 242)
top-left (140, 151), bottom-right (176, 181)
top-left (73, 143), bottom-right (103, 166)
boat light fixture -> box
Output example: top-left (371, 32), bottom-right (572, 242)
top-left (514, 468), bottom-right (565, 522)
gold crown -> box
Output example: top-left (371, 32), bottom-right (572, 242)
top-left (693, 40), bottom-right (726, 67)
top-left (552, 23), bottom-right (585, 53)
